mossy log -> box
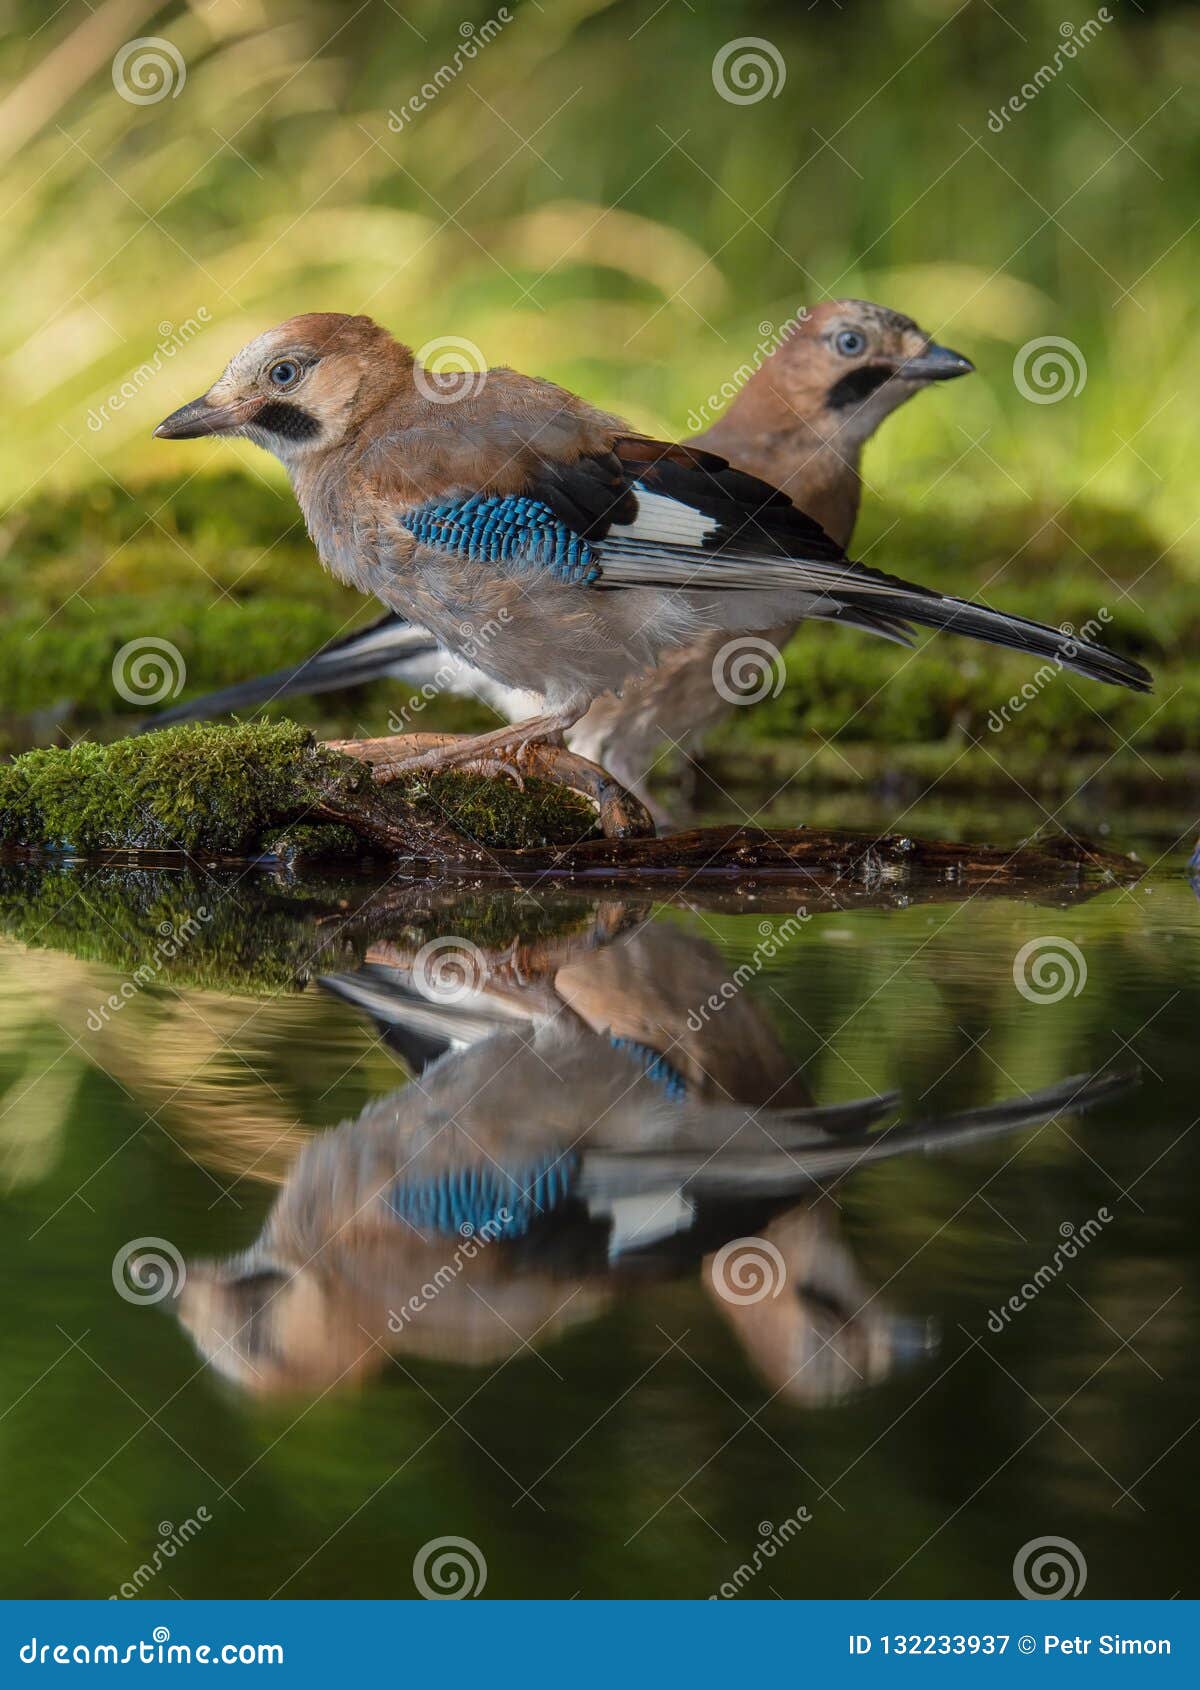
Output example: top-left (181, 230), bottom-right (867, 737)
top-left (0, 721), bottom-right (1142, 888)
top-left (0, 720), bottom-right (605, 859)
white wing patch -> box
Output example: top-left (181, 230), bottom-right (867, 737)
top-left (610, 484), bottom-right (720, 548)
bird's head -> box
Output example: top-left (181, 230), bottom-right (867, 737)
top-left (174, 1245), bottom-right (380, 1396)
top-left (154, 312), bottom-right (408, 463)
top-left (773, 298), bottom-right (973, 440)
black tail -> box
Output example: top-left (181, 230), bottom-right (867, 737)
top-left (143, 613), bottom-right (435, 730)
top-left (835, 585), bottom-right (1152, 694)
top-left (597, 543), bottom-right (1153, 694)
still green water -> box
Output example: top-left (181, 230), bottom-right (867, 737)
top-left (0, 812), bottom-right (1197, 1601)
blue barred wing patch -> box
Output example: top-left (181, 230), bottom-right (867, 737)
top-left (384, 1150), bottom-right (580, 1239)
top-left (400, 494), bottom-right (600, 584)
top-left (608, 1035), bottom-right (687, 1101)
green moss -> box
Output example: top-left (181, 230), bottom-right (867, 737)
top-left (0, 719), bottom-right (339, 855)
top-left (356, 889), bottom-right (611, 954)
top-left (262, 822), bottom-right (371, 860)
top-left (399, 769), bottom-right (597, 850)
top-left (0, 863), bottom-right (364, 995)
top-left (0, 719), bottom-right (600, 859)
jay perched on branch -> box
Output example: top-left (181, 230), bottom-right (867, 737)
top-left (149, 300), bottom-right (974, 797)
top-left (155, 312), bottom-right (1149, 787)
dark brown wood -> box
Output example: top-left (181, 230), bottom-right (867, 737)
top-left (316, 737), bottom-right (1140, 887)
top-left (310, 738), bottom-right (1141, 884)
top-left (486, 824), bottom-right (1141, 884)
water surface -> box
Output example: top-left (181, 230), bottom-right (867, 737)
top-left (1, 821), bottom-right (1197, 1600)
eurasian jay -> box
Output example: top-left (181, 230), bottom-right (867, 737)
top-left (155, 312), bottom-right (1149, 786)
top-left (172, 907), bottom-right (1129, 1397)
top-left (148, 300), bottom-right (972, 797)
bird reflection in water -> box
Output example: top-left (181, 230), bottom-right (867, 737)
top-left (175, 907), bottom-right (1128, 1403)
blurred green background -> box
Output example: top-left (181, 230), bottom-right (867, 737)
top-left (2, 0), bottom-right (1198, 795)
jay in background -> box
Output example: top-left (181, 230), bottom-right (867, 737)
top-left (155, 313), bottom-right (1149, 789)
top-left (151, 301), bottom-right (974, 800)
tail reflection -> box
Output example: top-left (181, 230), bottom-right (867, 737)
top-left (175, 917), bottom-right (1131, 1402)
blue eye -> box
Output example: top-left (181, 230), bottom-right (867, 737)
top-left (269, 360), bottom-right (299, 386)
top-left (836, 330), bottom-right (867, 357)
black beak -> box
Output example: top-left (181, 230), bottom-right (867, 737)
top-left (153, 395), bottom-right (252, 440)
top-left (897, 342), bottom-right (975, 383)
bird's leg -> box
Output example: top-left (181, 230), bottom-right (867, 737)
top-left (367, 706), bottom-right (584, 780)
top-left (328, 716), bottom-right (657, 841)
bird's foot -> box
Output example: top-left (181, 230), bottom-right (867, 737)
top-left (329, 729), bottom-right (656, 841)
top-left (369, 709), bottom-right (577, 778)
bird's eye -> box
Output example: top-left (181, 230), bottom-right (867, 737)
top-left (268, 360), bottom-right (300, 387)
top-left (835, 330), bottom-right (867, 357)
